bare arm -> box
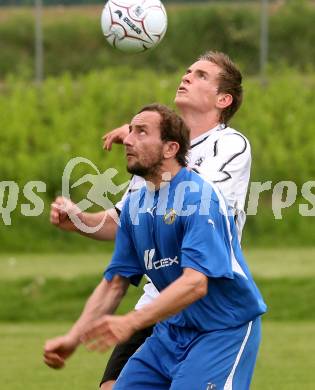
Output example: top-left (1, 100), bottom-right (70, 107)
top-left (50, 196), bottom-right (118, 240)
top-left (50, 125), bottom-right (131, 239)
top-left (81, 268), bottom-right (208, 351)
top-left (75, 208), bottom-right (118, 240)
top-left (126, 268), bottom-right (207, 329)
top-left (102, 124), bottom-right (130, 151)
top-left (44, 276), bottom-right (129, 368)
top-left (68, 276), bottom-right (129, 339)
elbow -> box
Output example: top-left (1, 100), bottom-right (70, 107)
top-left (194, 278), bottom-right (208, 299)
top-left (109, 275), bottom-right (129, 299)
top-left (184, 270), bottom-right (208, 300)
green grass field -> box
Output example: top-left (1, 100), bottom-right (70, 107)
top-left (1, 249), bottom-right (315, 389)
top-left (1, 248), bottom-right (315, 279)
top-left (1, 321), bottom-right (314, 390)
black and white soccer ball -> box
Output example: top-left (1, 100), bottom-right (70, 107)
top-left (101, 0), bottom-right (168, 53)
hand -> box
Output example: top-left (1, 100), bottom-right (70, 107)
top-left (81, 314), bottom-right (137, 352)
top-left (43, 334), bottom-right (79, 369)
top-left (50, 196), bottom-right (82, 232)
top-left (102, 124), bottom-right (130, 151)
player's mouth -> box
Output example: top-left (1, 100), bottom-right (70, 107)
top-left (126, 150), bottom-right (137, 159)
top-left (177, 85), bottom-right (188, 93)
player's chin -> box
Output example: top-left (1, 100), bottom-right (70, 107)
top-left (126, 161), bottom-right (138, 174)
top-left (126, 157), bottom-right (136, 169)
top-left (174, 94), bottom-right (188, 106)
top-left (127, 162), bottom-right (147, 177)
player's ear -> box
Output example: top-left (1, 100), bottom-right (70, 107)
top-left (216, 93), bottom-right (233, 109)
top-left (164, 141), bottom-right (180, 160)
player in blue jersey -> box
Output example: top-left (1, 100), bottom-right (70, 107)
top-left (73, 103), bottom-right (266, 389)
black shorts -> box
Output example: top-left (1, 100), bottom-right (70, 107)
top-left (100, 325), bottom-right (154, 385)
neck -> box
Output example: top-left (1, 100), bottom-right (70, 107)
top-left (179, 109), bottom-right (220, 139)
top-left (144, 162), bottom-right (182, 189)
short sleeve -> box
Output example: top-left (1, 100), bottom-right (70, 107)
top-left (104, 199), bottom-right (144, 286)
top-left (193, 133), bottom-right (251, 241)
top-left (196, 133), bottom-right (250, 191)
top-left (180, 200), bottom-right (234, 279)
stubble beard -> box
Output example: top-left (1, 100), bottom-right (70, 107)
top-left (127, 152), bottom-right (164, 181)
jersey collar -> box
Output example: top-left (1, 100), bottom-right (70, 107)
top-left (190, 123), bottom-right (226, 149)
top-left (168, 167), bottom-right (188, 191)
top-left (145, 167), bottom-right (187, 194)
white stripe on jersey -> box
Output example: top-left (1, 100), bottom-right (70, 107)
top-left (207, 180), bottom-right (247, 279)
top-left (223, 321), bottom-right (253, 390)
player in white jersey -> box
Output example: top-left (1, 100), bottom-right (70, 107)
top-left (44, 51), bottom-right (251, 390)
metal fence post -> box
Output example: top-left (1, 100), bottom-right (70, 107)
top-left (35, 0), bottom-right (44, 84)
top-left (260, 0), bottom-right (269, 85)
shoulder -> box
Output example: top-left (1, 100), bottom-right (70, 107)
top-left (183, 170), bottom-right (220, 204)
top-left (195, 126), bottom-right (251, 162)
top-left (122, 186), bottom-right (146, 219)
top-left (206, 127), bottom-right (251, 168)
top-left (128, 186), bottom-right (147, 209)
top-left (128, 175), bottom-right (146, 191)
top-left (217, 127), bottom-right (251, 152)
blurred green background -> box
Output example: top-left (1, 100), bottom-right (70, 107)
top-left (1, 0), bottom-right (315, 250)
top-left (0, 1), bottom-right (315, 389)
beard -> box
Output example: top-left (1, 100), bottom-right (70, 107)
top-left (127, 149), bottom-right (164, 179)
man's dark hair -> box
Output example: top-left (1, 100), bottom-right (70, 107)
top-left (138, 103), bottom-right (190, 167)
top-left (198, 51), bottom-right (243, 124)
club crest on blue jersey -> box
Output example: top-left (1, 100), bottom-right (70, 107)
top-left (206, 383), bottom-right (216, 390)
top-left (163, 208), bottom-right (177, 225)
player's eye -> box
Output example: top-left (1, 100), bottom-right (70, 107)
top-left (137, 128), bottom-right (146, 136)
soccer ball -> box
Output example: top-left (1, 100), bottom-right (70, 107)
top-left (101, 0), bottom-right (168, 53)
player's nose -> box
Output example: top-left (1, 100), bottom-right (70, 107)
top-left (123, 131), bottom-right (134, 146)
top-left (182, 72), bottom-right (192, 84)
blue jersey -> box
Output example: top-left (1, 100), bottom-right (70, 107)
top-left (105, 168), bottom-right (266, 331)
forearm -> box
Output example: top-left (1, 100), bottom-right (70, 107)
top-left (68, 276), bottom-right (129, 342)
top-left (76, 209), bottom-right (118, 241)
top-left (126, 269), bottom-right (207, 331)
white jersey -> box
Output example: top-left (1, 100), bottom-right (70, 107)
top-left (115, 124), bottom-right (251, 309)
